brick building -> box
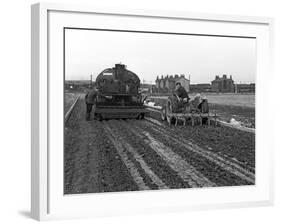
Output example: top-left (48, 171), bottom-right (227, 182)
top-left (154, 74), bottom-right (190, 93)
top-left (211, 75), bottom-right (235, 93)
top-left (235, 83), bottom-right (255, 93)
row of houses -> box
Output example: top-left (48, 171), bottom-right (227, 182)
top-left (190, 82), bottom-right (255, 93)
top-left (190, 75), bottom-right (255, 93)
top-left (211, 75), bottom-right (235, 92)
top-left (153, 74), bottom-right (255, 93)
top-left (65, 74), bottom-right (255, 94)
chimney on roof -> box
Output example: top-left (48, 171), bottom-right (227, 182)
top-left (180, 74), bottom-right (185, 78)
top-left (175, 74), bottom-right (179, 78)
top-left (223, 74), bottom-right (227, 79)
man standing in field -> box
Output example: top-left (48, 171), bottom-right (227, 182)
top-left (85, 86), bottom-right (97, 121)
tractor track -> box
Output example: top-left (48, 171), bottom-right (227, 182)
top-left (144, 117), bottom-right (255, 179)
top-left (64, 98), bottom-right (255, 194)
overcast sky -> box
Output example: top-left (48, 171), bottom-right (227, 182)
top-left (65, 29), bottom-right (256, 84)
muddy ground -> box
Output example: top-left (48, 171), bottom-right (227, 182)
top-left (210, 103), bottom-right (255, 128)
top-left (64, 98), bottom-right (255, 194)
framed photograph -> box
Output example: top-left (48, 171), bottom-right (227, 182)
top-left (31, 2), bottom-right (274, 221)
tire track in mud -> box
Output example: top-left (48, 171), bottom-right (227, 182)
top-left (117, 120), bottom-right (216, 188)
top-left (103, 121), bottom-right (169, 190)
top-left (103, 122), bottom-right (150, 191)
top-left (65, 98), bottom-right (255, 193)
top-left (146, 116), bottom-right (255, 170)
top-left (141, 118), bottom-right (255, 185)
top-left (146, 117), bottom-right (256, 176)
top-left (108, 120), bottom-right (192, 189)
top-left (65, 99), bottom-right (139, 194)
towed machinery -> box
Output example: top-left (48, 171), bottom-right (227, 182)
top-left (160, 93), bottom-right (218, 126)
top-left (93, 64), bottom-right (149, 120)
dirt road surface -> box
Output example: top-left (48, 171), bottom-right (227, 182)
top-left (64, 98), bottom-right (255, 194)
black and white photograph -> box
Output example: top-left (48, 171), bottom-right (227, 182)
top-left (63, 28), bottom-right (256, 194)
top-left (1, 0), bottom-right (279, 222)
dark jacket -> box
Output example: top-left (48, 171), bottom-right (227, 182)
top-left (175, 86), bottom-right (189, 100)
top-left (85, 89), bottom-right (97, 104)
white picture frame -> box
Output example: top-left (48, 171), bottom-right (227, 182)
top-left (31, 2), bottom-right (274, 221)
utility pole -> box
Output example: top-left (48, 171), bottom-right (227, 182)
top-left (90, 75), bottom-right (93, 88)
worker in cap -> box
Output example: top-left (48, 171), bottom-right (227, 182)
top-left (85, 86), bottom-right (98, 121)
top-left (198, 95), bottom-right (209, 113)
top-left (190, 93), bottom-right (201, 111)
top-left (194, 93), bottom-right (202, 103)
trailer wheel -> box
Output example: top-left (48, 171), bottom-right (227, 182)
top-left (167, 95), bottom-right (178, 113)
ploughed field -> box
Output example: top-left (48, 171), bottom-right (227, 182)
top-left (64, 97), bottom-right (255, 194)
